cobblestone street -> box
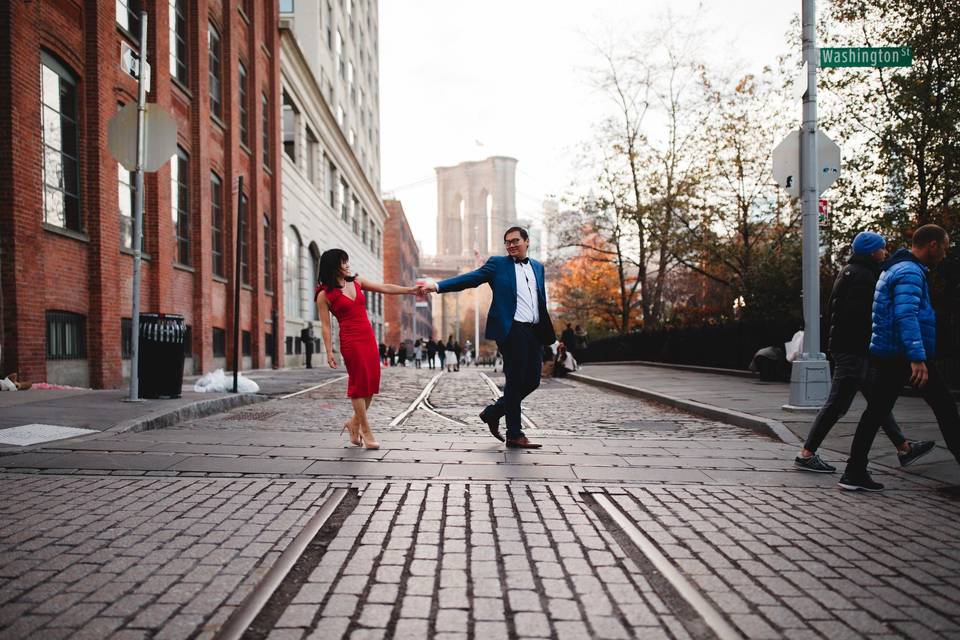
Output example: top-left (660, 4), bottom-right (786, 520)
top-left (1, 367), bottom-right (958, 639)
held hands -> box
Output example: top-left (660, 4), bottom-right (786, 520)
top-left (414, 282), bottom-right (437, 297)
top-left (909, 361), bottom-right (928, 388)
top-left (327, 352), bottom-right (338, 369)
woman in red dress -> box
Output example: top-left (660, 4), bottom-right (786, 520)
top-left (316, 249), bottom-right (415, 449)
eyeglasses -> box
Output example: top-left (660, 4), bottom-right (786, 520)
top-left (504, 238), bottom-right (523, 246)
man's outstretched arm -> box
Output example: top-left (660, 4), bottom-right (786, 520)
top-left (423, 258), bottom-right (497, 294)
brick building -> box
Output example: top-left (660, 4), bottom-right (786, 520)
top-left (382, 199), bottom-right (431, 348)
top-left (0, 0), bottom-right (282, 388)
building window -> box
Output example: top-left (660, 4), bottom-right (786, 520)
top-left (212, 327), bottom-right (226, 357)
top-left (240, 194), bottom-right (249, 284)
top-left (265, 332), bottom-right (274, 358)
top-left (279, 0), bottom-right (295, 12)
top-left (242, 330), bottom-right (251, 356)
top-left (284, 227), bottom-right (302, 319)
top-left (116, 0), bottom-right (142, 38)
top-left (352, 197), bottom-right (359, 234)
top-left (282, 91), bottom-right (298, 163)
top-left (347, 60), bottom-right (354, 102)
top-left (361, 209), bottom-right (368, 244)
top-left (211, 172), bottom-right (224, 277)
top-left (46, 311), bottom-right (86, 360)
top-left (335, 30), bottom-right (343, 77)
top-left (369, 219), bottom-right (375, 252)
top-left (339, 180), bottom-right (348, 221)
top-left (239, 62), bottom-right (249, 147)
top-left (41, 53), bottom-right (81, 232)
top-left (121, 318), bottom-right (132, 359)
top-left (169, 0), bottom-right (188, 85)
top-left (376, 228), bottom-right (382, 258)
top-left (306, 127), bottom-right (318, 185)
top-left (327, 158), bottom-right (336, 208)
top-left (336, 104), bottom-right (344, 127)
top-left (119, 160), bottom-right (135, 250)
top-left (285, 336), bottom-right (293, 355)
top-left (208, 23), bottom-right (222, 119)
top-left (262, 93), bottom-right (270, 168)
top-left (171, 147), bottom-right (190, 265)
top-left (263, 214), bottom-right (272, 291)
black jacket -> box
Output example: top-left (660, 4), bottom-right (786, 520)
top-left (827, 253), bottom-right (881, 356)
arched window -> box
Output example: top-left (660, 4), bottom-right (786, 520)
top-left (284, 226), bottom-right (302, 319)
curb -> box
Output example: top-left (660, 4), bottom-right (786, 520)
top-left (569, 372), bottom-right (801, 445)
top-left (580, 360), bottom-right (758, 379)
top-left (108, 393), bottom-right (269, 435)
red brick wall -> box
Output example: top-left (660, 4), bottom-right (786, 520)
top-left (0, 0), bottom-right (282, 387)
top-left (383, 199), bottom-right (431, 348)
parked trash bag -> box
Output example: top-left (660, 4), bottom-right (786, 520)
top-left (750, 346), bottom-right (787, 382)
top-left (194, 368), bottom-right (260, 393)
top-left (784, 330), bottom-right (804, 362)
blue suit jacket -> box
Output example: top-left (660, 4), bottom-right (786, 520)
top-left (437, 256), bottom-right (555, 344)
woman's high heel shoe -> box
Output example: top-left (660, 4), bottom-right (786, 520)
top-left (341, 420), bottom-right (362, 446)
top-left (359, 427), bottom-right (380, 450)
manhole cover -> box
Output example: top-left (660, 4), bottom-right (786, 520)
top-left (0, 424), bottom-right (98, 446)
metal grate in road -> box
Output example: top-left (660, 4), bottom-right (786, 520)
top-left (0, 424), bottom-right (97, 446)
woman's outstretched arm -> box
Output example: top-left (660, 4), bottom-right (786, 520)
top-left (357, 276), bottom-right (416, 295)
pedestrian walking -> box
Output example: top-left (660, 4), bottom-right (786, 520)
top-left (437, 340), bottom-right (446, 370)
top-left (426, 339), bottom-right (437, 370)
top-left (561, 323), bottom-right (576, 353)
top-left (315, 249), bottom-right (418, 449)
top-left (444, 336), bottom-right (456, 372)
top-left (378, 342), bottom-right (388, 367)
top-left (795, 231), bottom-right (934, 474)
top-left (397, 343), bottom-right (407, 367)
top-left (413, 340), bottom-right (423, 369)
top-left (420, 226), bottom-right (555, 448)
top-left (453, 341), bottom-right (462, 372)
top-left (387, 345), bottom-right (396, 367)
top-left (301, 323), bottom-right (315, 369)
top-left (840, 225), bottom-right (959, 491)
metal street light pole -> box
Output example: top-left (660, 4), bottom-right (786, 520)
top-left (127, 11), bottom-right (149, 403)
top-left (786, 0), bottom-right (831, 408)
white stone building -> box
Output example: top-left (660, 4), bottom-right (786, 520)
top-left (278, 3), bottom-right (386, 367)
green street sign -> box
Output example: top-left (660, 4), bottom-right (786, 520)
top-left (820, 46), bottom-right (912, 68)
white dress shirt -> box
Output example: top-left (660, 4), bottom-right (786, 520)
top-left (513, 260), bottom-right (540, 323)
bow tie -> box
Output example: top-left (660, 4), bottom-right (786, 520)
top-left (512, 257), bottom-right (530, 265)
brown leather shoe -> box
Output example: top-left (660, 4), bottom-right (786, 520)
top-left (505, 437), bottom-right (542, 449)
top-left (479, 409), bottom-right (504, 442)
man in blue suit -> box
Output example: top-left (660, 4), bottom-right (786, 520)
top-left (420, 226), bottom-right (555, 448)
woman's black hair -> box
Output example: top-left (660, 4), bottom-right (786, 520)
top-left (318, 248), bottom-right (355, 288)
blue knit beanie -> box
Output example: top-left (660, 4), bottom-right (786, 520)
top-left (852, 231), bottom-right (885, 255)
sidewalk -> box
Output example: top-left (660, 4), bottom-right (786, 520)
top-left (571, 362), bottom-right (960, 486)
top-left (0, 367), bottom-right (343, 449)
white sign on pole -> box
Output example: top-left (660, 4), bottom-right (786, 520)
top-left (771, 130), bottom-right (841, 198)
top-left (792, 62), bottom-right (809, 101)
top-left (107, 103), bottom-right (178, 172)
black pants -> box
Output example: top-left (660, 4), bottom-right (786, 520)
top-left (488, 323), bottom-right (542, 439)
top-left (847, 357), bottom-right (960, 474)
top-left (304, 348), bottom-right (313, 369)
top-left (804, 353), bottom-right (905, 452)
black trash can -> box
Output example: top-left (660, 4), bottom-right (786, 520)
top-left (138, 313), bottom-right (186, 399)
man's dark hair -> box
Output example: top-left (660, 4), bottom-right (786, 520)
top-left (503, 226), bottom-right (529, 242)
top-left (912, 224), bottom-right (948, 247)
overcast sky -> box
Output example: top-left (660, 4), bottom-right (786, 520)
top-left (379, 1), bottom-right (800, 255)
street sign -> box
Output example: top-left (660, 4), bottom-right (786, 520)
top-left (120, 42), bottom-right (151, 88)
top-left (107, 102), bottom-right (178, 172)
top-left (771, 130), bottom-right (841, 198)
top-left (820, 46), bottom-right (912, 68)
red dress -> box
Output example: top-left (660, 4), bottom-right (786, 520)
top-left (322, 281), bottom-right (381, 398)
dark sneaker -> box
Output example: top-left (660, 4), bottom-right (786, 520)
top-left (838, 472), bottom-right (884, 492)
top-left (794, 453), bottom-right (836, 473)
top-left (898, 440), bottom-right (936, 467)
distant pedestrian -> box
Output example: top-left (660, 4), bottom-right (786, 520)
top-left (561, 323), bottom-right (576, 353)
top-left (437, 341), bottom-right (446, 370)
top-left (301, 324), bottom-right (315, 369)
top-left (379, 342), bottom-right (388, 367)
top-left (426, 339), bottom-right (437, 369)
top-left (795, 231), bottom-right (934, 474)
top-left (554, 342), bottom-right (577, 377)
top-left (453, 341), bottom-right (462, 371)
top-left (445, 336), bottom-right (456, 372)
top-left (840, 225), bottom-right (959, 491)
top-left (414, 340), bottom-right (423, 369)
top-left (387, 345), bottom-right (396, 367)
top-left (397, 344), bottom-right (407, 367)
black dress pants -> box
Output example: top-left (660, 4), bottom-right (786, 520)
top-left (488, 323), bottom-right (542, 439)
top-left (847, 357), bottom-right (960, 474)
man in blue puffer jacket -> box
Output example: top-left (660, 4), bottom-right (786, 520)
top-left (840, 224), bottom-right (959, 491)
